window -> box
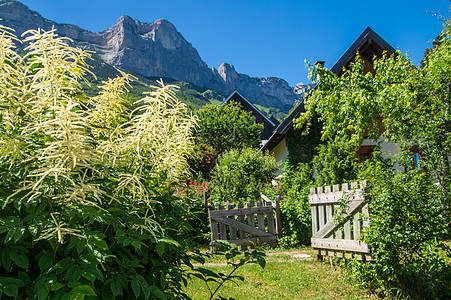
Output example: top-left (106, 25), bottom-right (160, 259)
top-left (356, 145), bottom-right (375, 163)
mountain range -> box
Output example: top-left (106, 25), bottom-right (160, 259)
top-left (0, 0), bottom-right (305, 112)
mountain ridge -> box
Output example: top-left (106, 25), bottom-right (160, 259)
top-left (0, 0), bottom-right (304, 112)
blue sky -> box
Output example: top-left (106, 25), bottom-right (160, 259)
top-left (19, 0), bottom-right (450, 86)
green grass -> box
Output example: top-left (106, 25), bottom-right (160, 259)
top-left (185, 249), bottom-right (378, 300)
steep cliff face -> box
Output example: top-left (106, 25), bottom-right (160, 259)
top-left (0, 0), bottom-right (303, 111)
top-left (99, 16), bottom-right (214, 87)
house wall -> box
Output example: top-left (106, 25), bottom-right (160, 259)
top-left (270, 138), bottom-right (289, 175)
top-left (361, 137), bottom-right (403, 172)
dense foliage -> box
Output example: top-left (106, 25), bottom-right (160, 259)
top-left (194, 102), bottom-right (263, 162)
top-left (298, 20), bottom-right (451, 299)
top-left (0, 25), bottom-right (256, 300)
top-left (275, 164), bottom-right (313, 247)
top-left (285, 111), bottom-right (323, 168)
top-left (209, 148), bottom-right (279, 206)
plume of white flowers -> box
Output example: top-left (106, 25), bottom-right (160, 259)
top-left (0, 25), bottom-right (197, 241)
top-left (0, 24), bottom-right (27, 161)
top-left (116, 80), bottom-right (197, 179)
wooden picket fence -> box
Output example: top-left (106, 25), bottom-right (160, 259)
top-left (309, 181), bottom-right (372, 261)
top-left (209, 197), bottom-right (281, 248)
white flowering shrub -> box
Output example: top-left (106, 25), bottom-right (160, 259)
top-left (0, 25), bottom-right (201, 299)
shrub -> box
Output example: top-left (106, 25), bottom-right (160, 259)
top-left (194, 102), bottom-right (263, 160)
top-left (209, 148), bottom-right (279, 206)
top-left (0, 26), bottom-right (206, 299)
top-left (277, 163), bottom-right (314, 247)
top-left (312, 141), bottom-right (360, 186)
top-left (353, 165), bottom-right (451, 299)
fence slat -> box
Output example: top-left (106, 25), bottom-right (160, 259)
top-left (213, 217), bottom-right (273, 237)
top-left (228, 204), bottom-right (237, 240)
top-left (362, 203), bottom-right (370, 234)
top-left (311, 238), bottom-right (371, 253)
top-left (210, 206), bottom-right (273, 218)
top-left (256, 202), bottom-right (265, 231)
top-left (212, 236), bottom-right (277, 246)
top-left (246, 202), bottom-right (255, 237)
top-left (344, 220), bottom-right (351, 240)
top-left (318, 204), bottom-right (325, 229)
top-left (218, 205), bottom-right (227, 240)
top-left (353, 208), bottom-right (361, 240)
top-left (266, 201), bottom-right (275, 234)
top-left (237, 203), bottom-right (245, 239)
top-left (312, 205), bottom-right (318, 235)
top-left (273, 200), bottom-right (282, 238)
top-left (313, 199), bottom-right (365, 239)
top-left (209, 207), bottom-right (219, 244)
top-left (326, 204), bottom-right (333, 227)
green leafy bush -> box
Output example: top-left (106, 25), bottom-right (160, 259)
top-left (312, 141), bottom-right (360, 186)
top-left (0, 26), bottom-right (210, 299)
top-left (209, 148), bottom-right (279, 206)
top-left (194, 102), bottom-right (263, 161)
top-left (277, 163), bottom-right (313, 247)
top-left (348, 165), bottom-right (451, 299)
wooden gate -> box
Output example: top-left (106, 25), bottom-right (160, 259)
top-left (309, 181), bottom-right (372, 260)
top-left (209, 199), bottom-right (281, 248)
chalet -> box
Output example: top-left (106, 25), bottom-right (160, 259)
top-left (261, 27), bottom-right (403, 172)
top-left (224, 90), bottom-right (280, 141)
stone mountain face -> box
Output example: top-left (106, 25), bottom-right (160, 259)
top-left (0, 0), bottom-right (303, 111)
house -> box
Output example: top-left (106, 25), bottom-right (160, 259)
top-left (224, 90), bottom-right (280, 141)
top-left (261, 27), bottom-right (403, 172)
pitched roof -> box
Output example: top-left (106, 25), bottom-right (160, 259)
top-left (331, 26), bottom-right (396, 75)
top-left (261, 27), bottom-right (396, 153)
top-left (260, 94), bottom-right (307, 152)
top-left (224, 90), bottom-right (279, 140)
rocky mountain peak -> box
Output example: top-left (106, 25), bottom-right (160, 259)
top-left (217, 63), bottom-right (238, 84)
top-left (0, 1), bottom-right (302, 112)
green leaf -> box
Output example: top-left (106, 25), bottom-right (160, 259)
top-left (39, 252), bottom-right (54, 271)
top-left (18, 271), bottom-right (31, 286)
top-left (72, 268), bottom-right (83, 282)
top-left (71, 285), bottom-right (96, 296)
top-left (76, 239), bottom-right (85, 255)
top-left (141, 283), bottom-right (150, 300)
top-left (81, 264), bottom-right (103, 281)
top-left (14, 227), bottom-right (25, 243)
top-left (3, 283), bottom-right (18, 297)
top-left (10, 250), bottom-right (28, 269)
top-left (110, 281), bottom-right (120, 297)
top-left (28, 225), bottom-right (38, 236)
top-left (155, 242), bottom-right (165, 257)
top-left (4, 228), bottom-right (16, 243)
top-left (0, 226), bottom-right (8, 234)
top-left (257, 256), bottom-right (266, 269)
top-left (91, 238), bottom-right (108, 250)
top-left (157, 238), bottom-right (180, 247)
top-left (37, 281), bottom-right (50, 300)
top-left (1, 248), bottom-right (11, 269)
top-left (50, 282), bottom-right (64, 292)
top-left (196, 267), bottom-right (221, 278)
top-left (70, 294), bottom-right (85, 300)
top-left (131, 279), bottom-right (140, 298)
top-left (152, 289), bottom-right (167, 300)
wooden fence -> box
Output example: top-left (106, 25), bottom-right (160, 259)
top-left (309, 181), bottom-right (372, 260)
top-left (209, 198), bottom-right (281, 248)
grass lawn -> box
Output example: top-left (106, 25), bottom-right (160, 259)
top-left (184, 249), bottom-right (378, 300)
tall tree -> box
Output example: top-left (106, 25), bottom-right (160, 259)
top-left (194, 102), bottom-right (263, 158)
